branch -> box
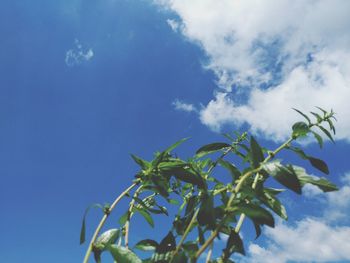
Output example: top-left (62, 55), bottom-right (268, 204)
top-left (82, 181), bottom-right (140, 263)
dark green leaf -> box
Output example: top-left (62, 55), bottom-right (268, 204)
top-left (195, 143), bottom-right (231, 158)
top-left (292, 122), bottom-right (310, 138)
top-left (185, 196), bottom-right (197, 216)
top-left (198, 226), bottom-right (205, 245)
top-left (263, 162), bottom-right (302, 194)
top-left (223, 229), bottom-right (245, 259)
top-left (293, 108), bottom-right (311, 124)
top-left (309, 157), bottom-right (329, 175)
top-left (198, 194), bottom-right (216, 229)
top-left (156, 232), bottom-right (176, 254)
top-left (250, 136), bottom-right (264, 168)
top-left (134, 239), bottom-right (158, 251)
top-left (219, 159), bottom-right (241, 181)
top-left (108, 245), bottom-right (142, 263)
top-left (80, 203), bottom-right (104, 244)
top-left (134, 207), bottom-right (154, 228)
top-left (172, 251), bottom-right (188, 263)
top-left (287, 146), bottom-right (329, 175)
top-left (318, 125), bottom-right (335, 143)
top-left (253, 223), bottom-right (262, 239)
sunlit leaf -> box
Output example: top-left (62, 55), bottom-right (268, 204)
top-left (263, 161), bottom-right (302, 194)
top-left (293, 166), bottom-right (338, 192)
top-left (95, 229), bottom-right (120, 251)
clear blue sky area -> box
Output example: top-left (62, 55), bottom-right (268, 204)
top-left (0, 1), bottom-right (349, 262)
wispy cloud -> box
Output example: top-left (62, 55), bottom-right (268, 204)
top-left (172, 99), bottom-right (197, 113)
top-left (65, 39), bottom-right (94, 67)
top-left (157, 0), bottom-right (350, 142)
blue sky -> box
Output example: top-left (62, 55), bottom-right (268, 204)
top-left (1, 1), bottom-right (350, 262)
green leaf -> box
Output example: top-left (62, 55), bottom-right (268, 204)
top-left (80, 203), bottom-right (104, 244)
top-left (119, 211), bottom-right (129, 226)
top-left (310, 111), bottom-right (323, 123)
top-left (223, 230), bottom-right (245, 259)
top-left (317, 125), bottom-right (335, 143)
top-left (134, 207), bottom-right (154, 228)
top-left (293, 108), bottom-right (311, 124)
top-left (263, 162), bottom-right (302, 194)
top-left (327, 119), bottom-right (336, 135)
top-left (260, 190), bottom-right (288, 220)
top-left (108, 245), bottom-right (142, 263)
top-left (134, 239), bottom-right (158, 251)
top-left (250, 136), bottom-right (264, 168)
top-left (131, 154), bottom-right (151, 170)
top-left (164, 137), bottom-right (189, 153)
top-left (292, 122), bottom-right (310, 138)
top-left (311, 131), bottom-right (323, 148)
top-left (293, 166), bottom-right (338, 192)
top-left (218, 159), bottom-right (241, 181)
top-left (231, 203), bottom-right (275, 227)
top-left (172, 251), bottom-right (188, 263)
top-left (195, 142), bottom-right (231, 158)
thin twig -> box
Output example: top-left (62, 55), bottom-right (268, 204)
top-left (125, 185), bottom-right (143, 248)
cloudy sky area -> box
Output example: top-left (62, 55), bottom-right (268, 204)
top-left (0, 0), bottom-right (349, 262)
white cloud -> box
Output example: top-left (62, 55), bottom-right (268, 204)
top-left (65, 39), bottom-right (94, 67)
top-left (156, 0), bottom-right (350, 141)
top-left (172, 99), bottom-right (197, 113)
top-left (242, 219), bottom-right (350, 263)
top-left (167, 19), bottom-right (181, 32)
top-left (238, 173), bottom-right (350, 263)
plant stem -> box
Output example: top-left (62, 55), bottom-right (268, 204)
top-left (171, 147), bottom-right (233, 261)
top-left (205, 242), bottom-right (214, 263)
top-left (195, 137), bottom-right (294, 260)
top-left (82, 181), bottom-right (140, 263)
top-left (171, 208), bottom-right (199, 262)
top-left (124, 185), bottom-right (143, 248)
